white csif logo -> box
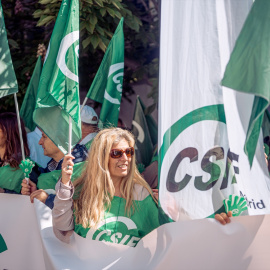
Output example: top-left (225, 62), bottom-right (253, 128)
top-left (104, 62), bottom-right (124, 104)
top-left (86, 216), bottom-right (140, 247)
top-left (56, 31), bottom-right (79, 82)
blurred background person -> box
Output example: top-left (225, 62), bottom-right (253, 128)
top-left (0, 112), bottom-right (30, 193)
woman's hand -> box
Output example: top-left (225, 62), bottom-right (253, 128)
top-left (30, 189), bottom-right (48, 203)
top-left (152, 188), bottom-right (159, 200)
top-left (214, 211), bottom-right (232, 225)
top-left (61, 154), bottom-right (75, 185)
top-left (21, 179), bottom-right (37, 195)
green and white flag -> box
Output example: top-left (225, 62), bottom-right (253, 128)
top-left (262, 110), bottom-right (270, 143)
top-left (131, 96), bottom-right (153, 168)
top-left (20, 56), bottom-right (42, 132)
top-left (86, 18), bottom-right (124, 128)
top-left (0, 1), bottom-right (18, 98)
top-left (33, 0), bottom-right (81, 154)
top-left (137, 97), bottom-right (158, 147)
top-left (0, 234), bottom-right (7, 254)
top-left (159, 0), bottom-right (270, 221)
top-left (222, 0), bottom-right (270, 167)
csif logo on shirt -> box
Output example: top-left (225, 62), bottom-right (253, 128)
top-left (86, 216), bottom-right (140, 247)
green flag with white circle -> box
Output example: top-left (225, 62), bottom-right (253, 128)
top-left (0, 1), bottom-right (18, 98)
top-left (132, 96), bottom-right (153, 168)
top-left (33, 0), bottom-right (81, 154)
top-left (86, 18), bottom-right (124, 128)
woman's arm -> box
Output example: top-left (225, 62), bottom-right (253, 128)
top-left (53, 180), bottom-right (74, 229)
top-left (52, 154), bottom-right (76, 243)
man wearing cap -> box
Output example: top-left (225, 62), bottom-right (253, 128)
top-left (79, 105), bottom-right (99, 149)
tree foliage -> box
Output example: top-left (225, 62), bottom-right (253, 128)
top-left (0, 0), bottom-right (159, 115)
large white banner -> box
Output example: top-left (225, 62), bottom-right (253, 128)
top-left (1, 195), bottom-right (270, 269)
top-left (159, 0), bottom-right (270, 221)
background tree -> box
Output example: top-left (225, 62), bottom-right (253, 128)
top-left (0, 0), bottom-right (159, 116)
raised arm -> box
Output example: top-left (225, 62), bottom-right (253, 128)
top-left (52, 154), bottom-right (75, 243)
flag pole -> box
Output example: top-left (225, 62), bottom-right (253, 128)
top-left (14, 93), bottom-right (25, 161)
top-left (80, 96), bottom-right (88, 113)
top-left (68, 116), bottom-right (72, 154)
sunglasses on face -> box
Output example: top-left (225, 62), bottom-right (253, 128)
top-left (110, 147), bottom-right (135, 159)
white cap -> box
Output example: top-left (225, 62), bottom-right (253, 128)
top-left (80, 105), bottom-right (98, 124)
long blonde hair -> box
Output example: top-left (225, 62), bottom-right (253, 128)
top-left (73, 128), bottom-right (154, 229)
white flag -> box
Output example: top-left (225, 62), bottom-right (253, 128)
top-left (158, 0), bottom-right (270, 221)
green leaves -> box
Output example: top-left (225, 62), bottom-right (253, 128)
top-left (91, 34), bottom-right (100, 49)
top-left (36, 15), bottom-right (55, 27)
top-left (94, 0), bottom-right (104, 7)
top-left (33, 0), bottom-right (142, 52)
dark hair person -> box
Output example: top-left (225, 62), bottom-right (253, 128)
top-left (0, 112), bottom-right (30, 168)
top-left (0, 112), bottom-right (30, 194)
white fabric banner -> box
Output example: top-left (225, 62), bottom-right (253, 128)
top-left (1, 195), bottom-right (270, 269)
top-left (158, 0), bottom-right (270, 220)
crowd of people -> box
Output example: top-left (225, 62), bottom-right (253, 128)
top-left (0, 105), bottom-right (231, 247)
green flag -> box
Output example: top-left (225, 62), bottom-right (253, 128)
top-left (0, 1), bottom-right (18, 98)
top-left (20, 56), bottom-right (42, 132)
top-left (33, 0), bottom-right (81, 154)
top-left (131, 96), bottom-right (153, 168)
top-left (222, 0), bottom-right (270, 167)
top-left (86, 18), bottom-right (124, 128)
top-left (0, 234), bottom-right (7, 253)
top-left (262, 109), bottom-right (270, 159)
top-left (262, 110), bottom-right (270, 142)
top-left (138, 97), bottom-right (158, 147)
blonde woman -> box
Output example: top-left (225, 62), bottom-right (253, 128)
top-left (52, 128), bottom-right (164, 247)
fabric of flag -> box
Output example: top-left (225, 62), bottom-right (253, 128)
top-left (20, 56), bottom-right (42, 132)
top-left (262, 110), bottom-right (270, 143)
top-left (138, 97), bottom-right (158, 147)
top-left (262, 110), bottom-right (270, 160)
top-left (222, 0), bottom-right (270, 167)
top-left (33, 0), bottom-right (81, 154)
top-left (0, 1), bottom-right (18, 98)
top-left (86, 18), bottom-right (124, 128)
top-left (159, 0), bottom-right (270, 222)
top-left (2, 195), bottom-right (270, 269)
top-left (131, 96), bottom-right (153, 168)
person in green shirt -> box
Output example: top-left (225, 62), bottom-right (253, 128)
top-left (52, 127), bottom-right (162, 247)
top-left (52, 128), bottom-right (232, 247)
top-left (0, 112), bottom-right (30, 194)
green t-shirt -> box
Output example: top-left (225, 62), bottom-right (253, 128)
top-left (37, 161), bottom-right (86, 190)
top-left (0, 165), bottom-right (24, 193)
top-left (74, 195), bottom-right (162, 247)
